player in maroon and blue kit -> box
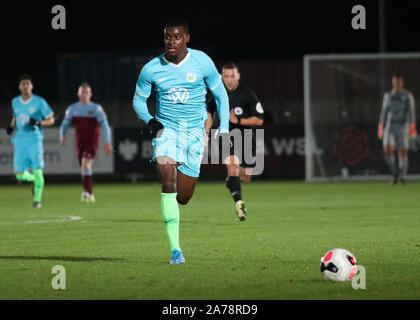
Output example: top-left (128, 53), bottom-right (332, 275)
top-left (59, 83), bottom-right (113, 202)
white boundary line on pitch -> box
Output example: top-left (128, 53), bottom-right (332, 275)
top-left (0, 216), bottom-right (84, 225)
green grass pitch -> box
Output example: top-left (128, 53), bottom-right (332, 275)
top-left (0, 180), bottom-right (420, 299)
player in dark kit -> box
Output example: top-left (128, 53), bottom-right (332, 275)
top-left (59, 83), bottom-right (113, 202)
top-left (206, 63), bottom-right (264, 221)
top-left (378, 73), bottom-right (416, 184)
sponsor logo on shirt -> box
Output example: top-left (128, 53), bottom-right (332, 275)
top-left (168, 87), bottom-right (189, 104)
top-left (17, 113), bottom-right (30, 126)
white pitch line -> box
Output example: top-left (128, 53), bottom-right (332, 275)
top-left (25, 216), bottom-right (83, 224)
top-left (0, 216), bottom-right (83, 225)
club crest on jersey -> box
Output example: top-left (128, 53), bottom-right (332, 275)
top-left (186, 73), bottom-right (197, 83)
top-left (234, 107), bottom-right (243, 116)
top-left (29, 107), bottom-right (35, 114)
top-left (168, 87), bottom-right (189, 104)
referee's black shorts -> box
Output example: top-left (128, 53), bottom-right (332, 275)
top-left (216, 132), bottom-right (257, 168)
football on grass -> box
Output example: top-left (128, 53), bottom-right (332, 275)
top-left (320, 248), bottom-right (357, 282)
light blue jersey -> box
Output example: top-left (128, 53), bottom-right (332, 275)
top-left (132, 48), bottom-right (230, 177)
top-left (12, 94), bottom-right (53, 140)
top-left (133, 48), bottom-right (229, 132)
top-left (11, 94), bottom-right (53, 173)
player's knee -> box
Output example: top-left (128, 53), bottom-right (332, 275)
top-left (82, 158), bottom-right (93, 171)
top-left (226, 164), bottom-right (239, 176)
top-left (176, 194), bottom-right (191, 205)
top-left (240, 175), bottom-right (251, 183)
top-left (384, 147), bottom-right (393, 157)
top-left (161, 181), bottom-right (177, 193)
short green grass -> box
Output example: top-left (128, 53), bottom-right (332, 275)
top-left (0, 180), bottom-right (419, 299)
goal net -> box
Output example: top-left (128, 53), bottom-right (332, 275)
top-left (304, 53), bottom-right (420, 181)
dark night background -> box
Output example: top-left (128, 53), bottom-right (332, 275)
top-left (1, 0), bottom-right (420, 180)
top-left (1, 0), bottom-right (420, 102)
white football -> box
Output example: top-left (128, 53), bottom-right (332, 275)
top-left (320, 248), bottom-right (357, 282)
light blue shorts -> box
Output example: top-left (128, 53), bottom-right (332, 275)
top-left (152, 126), bottom-right (205, 178)
top-left (12, 137), bottom-right (44, 173)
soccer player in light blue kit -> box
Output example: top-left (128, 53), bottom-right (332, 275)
top-left (6, 75), bottom-right (55, 208)
top-left (132, 19), bottom-right (230, 264)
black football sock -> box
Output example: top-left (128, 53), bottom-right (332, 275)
top-left (226, 176), bottom-right (242, 203)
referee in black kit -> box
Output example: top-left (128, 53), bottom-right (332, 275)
top-left (206, 62), bottom-right (264, 221)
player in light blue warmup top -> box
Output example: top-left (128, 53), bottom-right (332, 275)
top-left (6, 75), bottom-right (55, 208)
top-left (132, 19), bottom-right (230, 264)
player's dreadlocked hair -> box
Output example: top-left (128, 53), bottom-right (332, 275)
top-left (164, 18), bottom-right (190, 34)
top-left (17, 74), bottom-right (33, 85)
